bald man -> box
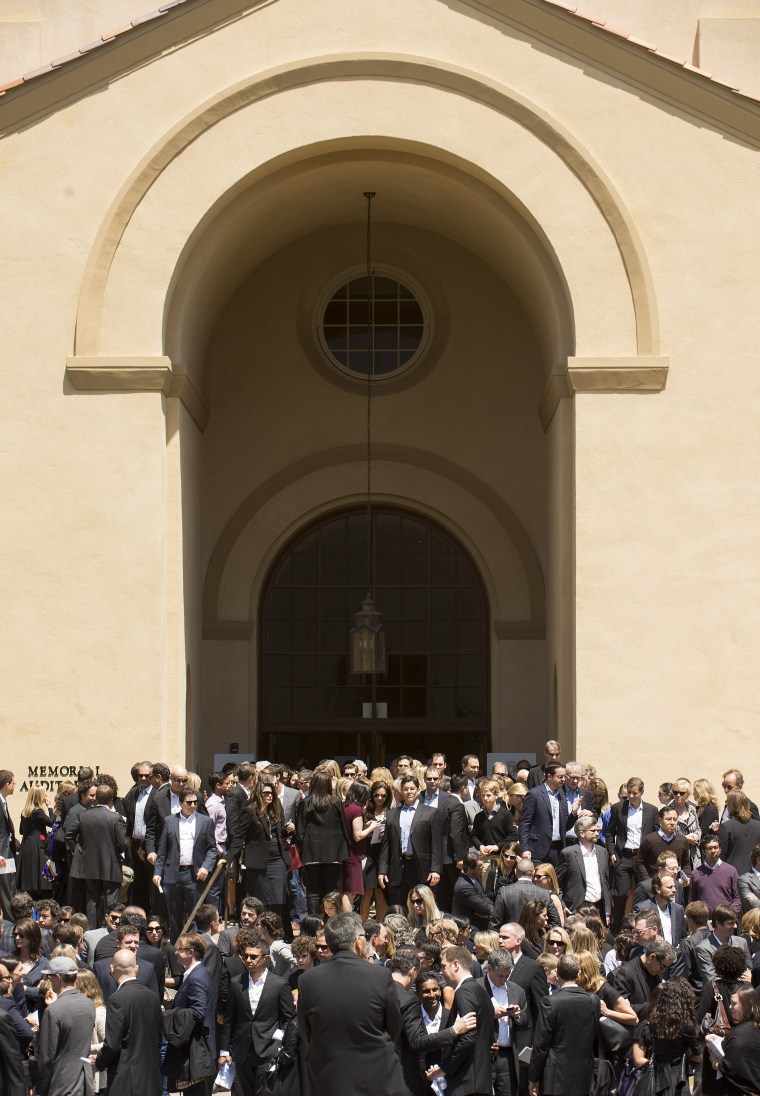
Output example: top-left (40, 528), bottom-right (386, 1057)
top-left (95, 949), bottom-right (163, 1096)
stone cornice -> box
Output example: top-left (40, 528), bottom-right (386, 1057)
top-left (539, 356), bottom-right (669, 430)
top-left (65, 355), bottom-right (209, 430)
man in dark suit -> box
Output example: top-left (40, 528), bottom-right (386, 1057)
top-left (0, 1007), bottom-right (26, 1096)
top-left (557, 816), bottom-right (611, 923)
top-left (609, 938), bottom-right (676, 1015)
top-left (739, 843), bottom-right (760, 911)
top-left (63, 779), bottom-right (98, 911)
top-left (606, 777), bottom-right (660, 931)
top-left (379, 775), bottom-right (444, 907)
top-left (633, 851), bottom-right (686, 909)
top-left (195, 904), bottom-right (223, 1003)
top-left (145, 765), bottom-right (184, 867)
top-left (218, 935), bottom-right (296, 1094)
top-left (36, 956), bottom-right (96, 1096)
top-left (528, 954), bottom-right (600, 1096)
top-left (433, 945), bottom-right (493, 1096)
top-left (0, 771), bottom-right (18, 918)
top-left (526, 742), bottom-right (561, 789)
top-left (436, 774), bottom-right (469, 913)
top-left (518, 764), bottom-right (569, 867)
top-left (298, 912), bottom-right (406, 1096)
top-left (123, 761), bottom-right (154, 911)
top-left (671, 900), bottom-right (710, 992)
top-left (497, 922), bottom-right (549, 1021)
top-left (68, 784), bottom-right (127, 928)
top-left (94, 924), bottom-right (161, 1001)
top-left (153, 788), bottom-right (217, 941)
top-left (223, 763), bottom-right (257, 920)
top-left (416, 971), bottom-right (452, 1083)
top-left (390, 948), bottom-right (475, 1096)
top-left (481, 950), bottom-right (530, 1096)
top-left (634, 869), bottom-right (687, 946)
top-left (164, 933), bottom-right (217, 1096)
top-left (491, 859), bottom-right (559, 930)
top-left (452, 853), bottom-right (494, 931)
top-left (94, 948), bottom-right (163, 1095)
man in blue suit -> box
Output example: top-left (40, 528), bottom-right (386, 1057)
top-left (518, 764), bottom-right (569, 868)
top-left (164, 933), bottom-right (217, 1096)
top-left (153, 789), bottom-right (218, 941)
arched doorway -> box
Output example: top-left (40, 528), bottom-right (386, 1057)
top-left (259, 506), bottom-right (489, 768)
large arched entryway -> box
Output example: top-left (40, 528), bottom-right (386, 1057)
top-left (259, 506), bottom-right (489, 767)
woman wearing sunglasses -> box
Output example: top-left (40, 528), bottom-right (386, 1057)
top-left (532, 862), bottom-right (566, 926)
top-left (359, 780), bottom-right (394, 921)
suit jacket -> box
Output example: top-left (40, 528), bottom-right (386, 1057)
top-left (224, 786), bottom-right (251, 862)
top-left (557, 843), bottom-right (611, 918)
top-left (239, 807), bottom-right (288, 872)
top-left (145, 784), bottom-right (174, 857)
top-left (605, 801), bottom-right (659, 858)
top-left (379, 803), bottom-right (444, 887)
top-left (738, 869), bottom-right (760, 913)
top-left (490, 881), bottom-right (559, 931)
top-left (481, 976), bottom-right (530, 1074)
top-left (154, 813), bottom-right (217, 884)
top-left (298, 950), bottom-right (406, 1096)
top-left (634, 898), bottom-right (687, 944)
top-left (719, 818), bottom-right (760, 875)
top-left (94, 954), bottom-right (160, 1002)
top-left (452, 873), bottom-right (494, 931)
top-left (528, 985), bottom-right (600, 1094)
top-left (124, 785), bottom-right (153, 843)
top-left (36, 988), bottom-right (96, 1096)
top-left (393, 981), bottom-right (456, 1096)
top-left (441, 975), bottom-right (493, 1096)
top-left (81, 926), bottom-right (108, 968)
top-left (200, 932), bottom-right (222, 1002)
top-left (527, 764), bottom-right (545, 789)
top-left (0, 797), bottom-right (17, 861)
top-left (518, 784), bottom-right (569, 861)
top-left (437, 794), bottom-right (469, 866)
top-left (95, 979), bottom-right (163, 1096)
top-left (0, 1010), bottom-right (26, 1096)
top-left (608, 956), bottom-right (661, 1015)
top-left (508, 953), bottom-right (549, 1023)
top-left (278, 786), bottom-right (300, 827)
top-left (694, 931), bottom-right (750, 983)
top-left (632, 875), bottom-right (685, 909)
top-left (220, 968), bottom-right (296, 1064)
top-left (69, 805), bottom-right (127, 882)
top-left (671, 927), bottom-right (711, 993)
top-left (170, 960), bottom-right (217, 1056)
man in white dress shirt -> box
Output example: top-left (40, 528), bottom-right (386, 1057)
top-left (152, 789), bottom-right (217, 940)
top-left (482, 950), bottom-right (530, 1096)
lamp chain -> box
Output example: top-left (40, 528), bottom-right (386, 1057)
top-left (364, 191), bottom-right (376, 596)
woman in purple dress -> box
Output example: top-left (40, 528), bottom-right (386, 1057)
top-left (342, 781), bottom-right (373, 912)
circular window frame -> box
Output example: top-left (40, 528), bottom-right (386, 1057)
top-left (314, 265), bottom-right (434, 386)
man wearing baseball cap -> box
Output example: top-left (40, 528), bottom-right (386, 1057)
top-left (37, 956), bottom-right (96, 1096)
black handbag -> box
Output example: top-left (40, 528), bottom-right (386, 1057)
top-left (599, 1015), bottom-right (636, 1056)
top-left (592, 1011), bottom-right (616, 1096)
top-left (632, 1060), bottom-right (654, 1096)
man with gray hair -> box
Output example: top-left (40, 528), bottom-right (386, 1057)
top-left (94, 949), bottom-right (163, 1095)
top-left (37, 956), bottom-right (96, 1096)
top-left (298, 912), bottom-right (406, 1096)
top-left (556, 815), bottom-right (611, 922)
top-left (490, 859), bottom-right (558, 930)
top-left (497, 922), bottom-right (548, 1020)
top-left (482, 951), bottom-right (530, 1096)
top-left (527, 742), bottom-right (561, 789)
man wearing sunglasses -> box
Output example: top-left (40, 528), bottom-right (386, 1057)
top-left (153, 789), bottom-right (218, 941)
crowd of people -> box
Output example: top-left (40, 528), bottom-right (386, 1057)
top-left (1, 744), bottom-right (760, 1096)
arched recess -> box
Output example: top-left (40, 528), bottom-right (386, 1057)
top-left (70, 54), bottom-right (660, 379)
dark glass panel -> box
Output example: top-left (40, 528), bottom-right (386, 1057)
top-left (376, 553), bottom-right (401, 584)
top-left (457, 656), bottom-right (481, 687)
top-left (399, 326), bottom-right (423, 346)
top-left (294, 655), bottom-right (318, 687)
top-left (322, 588), bottom-right (346, 620)
top-left (267, 588), bottom-right (291, 619)
top-left (274, 558), bottom-right (291, 584)
top-left (403, 655), bottom-right (427, 686)
top-left (293, 689), bottom-right (318, 721)
top-left (348, 276), bottom-right (370, 298)
top-left (376, 513), bottom-right (401, 552)
top-left (323, 327), bottom-right (346, 350)
top-left (402, 621), bottom-right (427, 651)
top-left (321, 519), bottom-right (347, 553)
top-left (376, 688), bottom-right (401, 717)
top-left (384, 620), bottom-right (402, 651)
top-left (267, 621), bottom-right (290, 652)
top-left (323, 300), bottom-right (347, 325)
top-left (457, 589), bottom-right (481, 620)
top-left (399, 300), bottom-right (423, 324)
top-left (347, 514), bottom-right (367, 553)
top-left (322, 621), bottom-right (349, 651)
top-left (266, 655), bottom-right (290, 687)
top-left (348, 349), bottom-right (370, 375)
top-left (292, 553), bottom-right (318, 585)
top-left (387, 654), bottom-right (402, 686)
top-left (373, 351), bottom-right (398, 376)
top-left (323, 554), bottom-right (347, 586)
top-left (321, 654), bottom-right (347, 687)
top-left (430, 621), bottom-right (455, 652)
top-left (430, 654), bottom-right (455, 686)
top-left (293, 588), bottom-right (318, 619)
top-left (430, 532), bottom-right (451, 554)
top-left (403, 519), bottom-right (427, 553)
top-left (376, 588), bottom-right (401, 618)
top-left (295, 530), bottom-right (318, 553)
top-left (348, 554), bottom-right (368, 585)
top-left (456, 689), bottom-right (482, 719)
top-left (373, 276), bottom-right (398, 299)
top-left (430, 554), bottom-right (456, 584)
top-left (457, 557), bottom-right (477, 587)
top-left (330, 350), bottom-right (348, 367)
top-left (430, 588), bottom-right (455, 618)
top-left (457, 622), bottom-right (481, 653)
top-left (430, 688), bottom-right (456, 719)
top-left (292, 620), bottom-right (318, 651)
top-left (266, 688), bottom-right (290, 721)
top-left (403, 554), bottom-right (427, 584)
top-left (373, 301), bottom-right (398, 325)
top-left (403, 588), bottom-right (427, 620)
top-left (402, 689), bottom-right (427, 717)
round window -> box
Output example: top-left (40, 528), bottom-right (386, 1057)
top-left (317, 270), bottom-right (431, 381)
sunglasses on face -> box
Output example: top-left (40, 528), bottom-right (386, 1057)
top-left (412, 898), bottom-right (425, 905)
top-left (147, 925), bottom-right (162, 933)
top-left (172, 777), bottom-right (188, 783)
top-left (673, 790), bottom-right (688, 796)
top-left (547, 939), bottom-right (565, 947)
top-left (184, 799), bottom-right (198, 805)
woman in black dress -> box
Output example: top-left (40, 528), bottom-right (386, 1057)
top-left (240, 778), bottom-right (289, 922)
top-left (719, 791), bottom-right (760, 875)
top-left (694, 779), bottom-right (720, 838)
top-left (519, 899), bottom-right (548, 959)
top-left (17, 786), bottom-right (54, 899)
top-left (483, 840), bottom-right (522, 900)
top-left (295, 771), bottom-right (350, 916)
top-left (720, 986), bottom-right (760, 1096)
top-left (631, 978), bottom-right (702, 1096)
top-left (360, 780), bottom-right (393, 921)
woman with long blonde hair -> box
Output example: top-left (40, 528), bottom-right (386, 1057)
top-left (693, 778), bottom-right (720, 836)
top-left (407, 884), bottom-right (442, 943)
top-left (532, 862), bottom-right (565, 926)
top-left (18, 785), bottom-right (54, 899)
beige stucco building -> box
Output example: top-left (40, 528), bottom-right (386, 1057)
top-left (1, 0), bottom-right (759, 804)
